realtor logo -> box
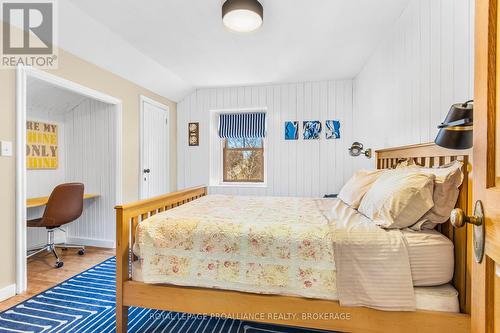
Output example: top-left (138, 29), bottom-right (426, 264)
top-left (1, 0), bottom-right (58, 68)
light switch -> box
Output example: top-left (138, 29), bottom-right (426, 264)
top-left (496, 263), bottom-right (500, 278)
top-left (0, 141), bottom-right (13, 156)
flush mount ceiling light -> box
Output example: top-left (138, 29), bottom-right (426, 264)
top-left (222, 0), bottom-right (263, 33)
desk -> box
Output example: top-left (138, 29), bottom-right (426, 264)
top-left (27, 194), bottom-right (99, 209)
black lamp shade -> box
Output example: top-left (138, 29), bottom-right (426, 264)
top-left (435, 101), bottom-right (473, 150)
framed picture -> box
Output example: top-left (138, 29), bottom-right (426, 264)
top-left (188, 122), bottom-right (199, 146)
top-left (284, 121), bottom-right (299, 140)
top-left (325, 120), bottom-right (341, 139)
top-left (26, 120), bottom-right (58, 169)
top-left (303, 121), bottom-right (321, 140)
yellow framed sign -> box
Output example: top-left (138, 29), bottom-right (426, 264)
top-left (26, 121), bottom-right (58, 169)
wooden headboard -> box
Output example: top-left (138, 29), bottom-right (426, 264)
top-left (376, 143), bottom-right (472, 314)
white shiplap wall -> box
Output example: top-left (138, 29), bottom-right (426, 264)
top-left (177, 0), bottom-right (474, 197)
top-left (26, 98), bottom-right (118, 249)
top-left (64, 99), bottom-right (117, 248)
top-left (177, 81), bottom-right (356, 197)
top-left (353, 0), bottom-right (474, 169)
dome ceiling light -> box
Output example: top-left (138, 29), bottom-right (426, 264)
top-left (222, 0), bottom-right (263, 33)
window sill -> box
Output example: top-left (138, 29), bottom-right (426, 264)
top-left (210, 182), bottom-right (268, 188)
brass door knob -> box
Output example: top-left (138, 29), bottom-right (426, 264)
top-left (450, 208), bottom-right (483, 228)
top-left (452, 201), bottom-right (485, 263)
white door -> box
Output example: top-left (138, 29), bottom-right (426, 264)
top-left (140, 96), bottom-right (169, 199)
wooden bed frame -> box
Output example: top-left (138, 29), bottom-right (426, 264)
top-left (115, 143), bottom-right (472, 333)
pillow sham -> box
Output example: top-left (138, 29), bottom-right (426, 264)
top-left (407, 160), bottom-right (464, 230)
top-left (358, 169), bottom-right (435, 229)
top-left (338, 169), bottom-right (385, 208)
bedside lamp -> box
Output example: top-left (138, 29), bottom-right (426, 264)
top-left (435, 100), bottom-right (473, 149)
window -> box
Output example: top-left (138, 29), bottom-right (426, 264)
top-left (223, 137), bottom-right (264, 183)
top-left (216, 111), bottom-right (266, 184)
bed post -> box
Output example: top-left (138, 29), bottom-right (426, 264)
top-left (115, 205), bottom-right (129, 332)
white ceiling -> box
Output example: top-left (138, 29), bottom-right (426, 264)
top-left (63, 0), bottom-right (410, 100)
top-left (27, 77), bottom-right (88, 116)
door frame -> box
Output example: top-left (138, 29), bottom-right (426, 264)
top-left (473, 0), bottom-right (500, 331)
top-left (139, 95), bottom-right (170, 199)
top-left (16, 65), bottom-right (123, 294)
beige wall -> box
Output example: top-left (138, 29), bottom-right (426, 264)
top-left (0, 48), bottom-right (177, 291)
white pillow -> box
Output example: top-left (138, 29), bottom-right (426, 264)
top-left (358, 170), bottom-right (436, 229)
top-left (338, 169), bottom-right (385, 208)
top-left (408, 161), bottom-right (464, 230)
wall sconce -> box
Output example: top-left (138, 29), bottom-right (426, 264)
top-left (348, 142), bottom-right (372, 158)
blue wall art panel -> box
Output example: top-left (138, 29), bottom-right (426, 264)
top-left (284, 121), bottom-right (299, 140)
top-left (303, 121), bottom-right (322, 140)
top-left (325, 120), bottom-right (341, 139)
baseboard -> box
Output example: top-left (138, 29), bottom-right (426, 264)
top-left (65, 237), bottom-right (115, 249)
top-left (0, 284), bottom-right (16, 302)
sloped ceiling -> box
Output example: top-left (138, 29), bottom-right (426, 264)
top-left (27, 77), bottom-right (87, 115)
top-left (61, 0), bottom-right (410, 101)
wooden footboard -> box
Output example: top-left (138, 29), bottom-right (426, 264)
top-left (115, 186), bottom-right (207, 332)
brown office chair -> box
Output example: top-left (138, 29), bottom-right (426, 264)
top-left (27, 183), bottom-right (86, 268)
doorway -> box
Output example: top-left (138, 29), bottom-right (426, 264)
top-left (139, 95), bottom-right (170, 199)
top-left (16, 65), bottom-right (123, 294)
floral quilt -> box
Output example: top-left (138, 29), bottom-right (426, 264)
top-left (133, 194), bottom-right (338, 300)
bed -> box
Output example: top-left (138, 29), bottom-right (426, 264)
top-left (115, 143), bottom-right (472, 333)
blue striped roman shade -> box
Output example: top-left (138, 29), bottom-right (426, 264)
top-left (218, 112), bottom-right (266, 138)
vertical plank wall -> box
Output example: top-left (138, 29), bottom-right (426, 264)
top-left (26, 98), bottom-right (117, 248)
top-left (353, 0), bottom-right (474, 169)
top-left (64, 99), bottom-right (117, 248)
top-left (177, 80), bottom-right (356, 197)
top-left (177, 0), bottom-right (474, 197)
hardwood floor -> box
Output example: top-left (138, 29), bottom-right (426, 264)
top-left (0, 246), bottom-right (114, 312)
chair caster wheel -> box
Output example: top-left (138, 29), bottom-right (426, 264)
top-left (78, 249), bottom-right (85, 255)
top-left (55, 261), bottom-right (64, 268)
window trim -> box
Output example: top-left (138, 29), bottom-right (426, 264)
top-left (209, 107), bottom-right (268, 188)
top-left (222, 138), bottom-right (265, 183)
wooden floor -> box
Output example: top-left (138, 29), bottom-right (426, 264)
top-left (0, 246), bottom-right (114, 312)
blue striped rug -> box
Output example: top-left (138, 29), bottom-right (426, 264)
top-left (0, 258), bottom-right (335, 333)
